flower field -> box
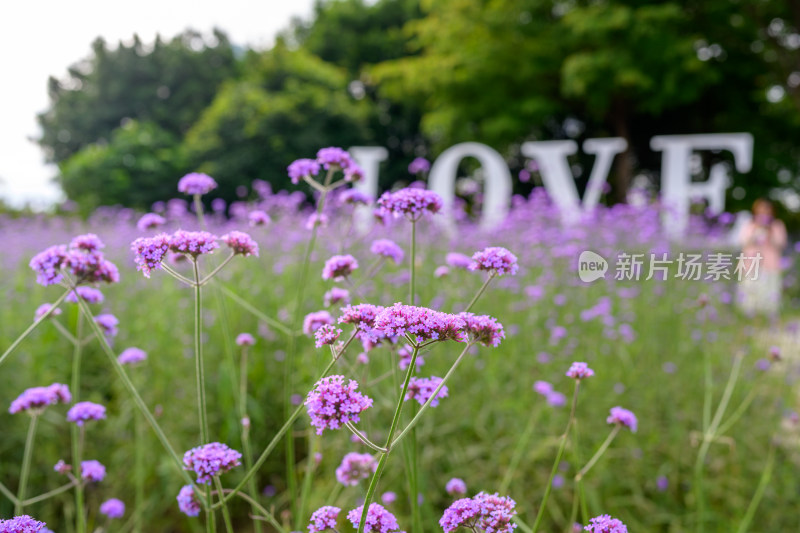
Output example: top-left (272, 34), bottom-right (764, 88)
top-left (1, 150), bottom-right (798, 532)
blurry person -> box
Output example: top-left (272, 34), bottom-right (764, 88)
top-left (737, 198), bottom-right (787, 317)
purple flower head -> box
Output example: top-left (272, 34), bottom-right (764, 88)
top-left (322, 255), bottom-right (359, 281)
top-left (177, 485), bottom-right (202, 517)
top-left (398, 344), bottom-right (425, 370)
top-left (370, 239), bottom-right (404, 264)
top-left (340, 189), bottom-right (373, 206)
top-left (99, 498), bottom-right (125, 519)
top-left (67, 401), bottom-right (106, 426)
top-left (376, 188), bottom-right (443, 220)
top-left (657, 476), bottom-right (669, 491)
top-left (178, 173), bottom-right (217, 195)
top-left (66, 287), bottom-right (104, 305)
top-left (221, 231), bottom-right (259, 257)
top-left (546, 391), bottom-right (567, 408)
top-left (458, 313), bottom-right (505, 347)
top-left (317, 147), bottom-right (354, 171)
top-left (446, 253), bottom-right (473, 270)
top-left (324, 287), bottom-right (351, 307)
top-left (584, 514), bottom-right (627, 533)
top-left (9, 384), bottom-right (71, 414)
top-left (347, 503), bottom-right (402, 533)
top-left (606, 407), bottom-right (638, 433)
top-left (183, 442), bottom-right (242, 484)
top-left (344, 162), bottom-right (364, 182)
top-left (0, 515), bottom-right (47, 532)
top-left (374, 303), bottom-right (467, 342)
top-left (335, 452), bottom-right (377, 486)
top-left (769, 345), bottom-right (782, 361)
top-left (248, 210), bottom-right (272, 226)
top-left (405, 376), bottom-right (448, 407)
top-left (315, 324), bottom-right (342, 348)
top-left (169, 230), bottom-right (219, 257)
top-left (303, 311), bottom-right (334, 335)
top-left (339, 304), bottom-right (384, 333)
top-left (309, 506), bottom-right (341, 533)
top-left (81, 460), bottom-right (106, 482)
top-left (288, 158), bottom-right (321, 184)
top-left (566, 362), bottom-right (595, 380)
top-left (70, 233), bottom-right (104, 253)
top-left (408, 157), bottom-right (431, 175)
top-left (305, 375), bottom-right (373, 435)
top-left (137, 213), bottom-right (166, 232)
top-left (469, 247), bottom-right (519, 276)
top-left (440, 492), bottom-right (517, 533)
top-left (434, 266), bottom-right (450, 278)
top-left (306, 213), bottom-right (329, 230)
top-left (533, 381), bottom-right (553, 396)
top-left (118, 347), bottom-right (147, 365)
top-left (382, 492), bottom-right (397, 504)
top-left (236, 333), bottom-right (255, 346)
top-left (446, 478), bottom-right (467, 496)
top-left (54, 460), bottom-right (71, 474)
top-left (34, 303), bottom-right (61, 321)
top-left (95, 314), bottom-right (119, 338)
top-left (29, 245), bottom-right (68, 286)
top-left (131, 234), bottom-right (171, 278)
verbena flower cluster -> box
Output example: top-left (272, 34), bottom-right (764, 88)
top-left (182, 442), bottom-right (242, 484)
top-left (446, 253), bottom-right (473, 269)
top-left (373, 303), bottom-right (467, 342)
top-left (66, 286), bottom-right (104, 304)
top-left (34, 303), bottom-right (61, 321)
top-left (99, 498), bottom-right (125, 519)
top-left (236, 333), bottom-right (255, 346)
top-left (66, 401), bottom-right (106, 426)
top-left (469, 247), bottom-right (519, 276)
top-left (398, 344), bottom-right (425, 370)
top-left (566, 362), bottom-right (595, 380)
top-left (376, 188), bottom-right (443, 220)
top-left (440, 492), bottom-right (517, 533)
top-left (370, 239), bottom-right (404, 264)
top-left (177, 485), bottom-right (202, 517)
top-left (446, 478), bottom-right (467, 496)
top-left (305, 375), bottom-right (373, 435)
top-left (0, 515), bottom-right (47, 532)
top-left (325, 287), bottom-right (350, 307)
top-left (118, 347), bottom-right (147, 365)
top-left (315, 324), bottom-right (342, 348)
top-left (584, 514), bottom-right (627, 533)
top-left (9, 384), bottom-right (71, 414)
top-left (304, 311), bottom-right (334, 335)
top-left (322, 255), bottom-right (359, 281)
top-left (335, 452), bottom-right (377, 486)
top-left (458, 313), bottom-right (505, 347)
top-left (221, 231), bottom-right (259, 256)
top-left (177, 172), bottom-right (217, 195)
top-left (308, 505), bottom-right (341, 533)
top-left (95, 313), bottom-right (119, 338)
top-left (607, 407), bottom-right (638, 433)
top-left (136, 212), bottom-right (166, 231)
top-left (347, 503), bottom-right (403, 533)
top-left (405, 376), bottom-right (448, 407)
top-left (408, 157), bottom-right (431, 175)
top-left (30, 234), bottom-right (119, 286)
top-left (80, 460), bottom-right (106, 482)
top-left (288, 147), bottom-right (363, 184)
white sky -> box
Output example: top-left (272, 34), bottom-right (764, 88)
top-left (0, 0), bottom-right (315, 209)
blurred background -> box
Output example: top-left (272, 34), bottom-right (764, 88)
top-left (4, 0), bottom-right (800, 222)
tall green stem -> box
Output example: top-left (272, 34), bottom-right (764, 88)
top-left (239, 345), bottom-right (263, 533)
top-left (193, 259), bottom-right (210, 444)
top-left (463, 272), bottom-right (496, 313)
top-left (574, 425), bottom-right (621, 481)
top-left (71, 312), bottom-right (86, 533)
top-left (214, 477), bottom-right (234, 533)
top-left (0, 288), bottom-right (71, 367)
top-left (134, 405), bottom-right (144, 533)
top-left (194, 194), bottom-right (207, 229)
top-left (410, 220), bottom-right (416, 305)
top-left (15, 414), bottom-right (39, 515)
top-left (500, 409), bottom-right (543, 493)
top-left (407, 221), bottom-right (421, 532)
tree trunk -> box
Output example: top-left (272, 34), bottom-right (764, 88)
top-left (610, 99), bottom-right (634, 204)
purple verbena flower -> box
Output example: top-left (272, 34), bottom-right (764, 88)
top-left (458, 313), bottom-right (505, 347)
top-left (9, 384), bottom-right (71, 414)
top-left (347, 503), bottom-right (402, 533)
top-left (0, 515), bottom-right (47, 532)
top-left (53, 460), bottom-right (71, 474)
top-left (131, 234), bottom-right (171, 278)
top-left (66, 287), bottom-right (104, 304)
top-left (376, 188), bottom-right (443, 221)
top-left (322, 255), bottom-right (359, 281)
top-left (306, 213), bottom-right (329, 230)
top-left (340, 189), bottom-right (373, 206)
top-left (374, 303), bottom-right (466, 342)
top-left (221, 231), bottom-right (259, 257)
top-left (183, 442), bottom-right (242, 484)
top-left (446, 478), bottom-right (467, 496)
top-left (118, 347), bottom-right (147, 365)
top-left (305, 375), bottom-right (373, 435)
top-left (382, 492), bottom-right (397, 504)
top-left (177, 485), bottom-right (202, 516)
top-left (446, 253), bottom-right (473, 270)
top-left (566, 362), bottom-right (595, 380)
top-left (169, 230), bottom-right (220, 257)
top-left (405, 376), bottom-right (448, 407)
top-left (335, 452), bottom-right (377, 486)
top-left (338, 304), bottom-right (384, 333)
top-left (546, 391), bottom-right (567, 408)
top-left (317, 147), bottom-right (354, 171)
top-left (309, 506), bottom-right (341, 533)
top-left (81, 460), bottom-right (106, 482)
top-left (469, 247), bottom-right (519, 276)
top-left (440, 492), bottom-right (517, 533)
top-left (303, 311), bottom-right (334, 335)
top-left (408, 157), bottom-right (431, 175)
top-left (34, 303), bottom-right (61, 321)
top-left (584, 514), bottom-right (627, 533)
top-left (248, 210), bottom-right (271, 226)
top-left (370, 239), bottom-right (404, 264)
top-left (288, 159), bottom-right (321, 185)
top-left (67, 401), bottom-right (106, 426)
top-left (315, 324), bottom-right (342, 348)
top-left (137, 213), bottom-right (166, 231)
top-left (178, 173), bottom-right (217, 195)
top-left (95, 314), bottom-right (119, 337)
top-left (324, 287), bottom-right (351, 307)
top-left (533, 381), bottom-right (553, 396)
top-left (70, 233), bottom-right (104, 252)
top-left (398, 344), bottom-right (425, 371)
top-left (236, 333), bottom-right (255, 346)
top-left (29, 245), bottom-right (68, 286)
top-left (606, 407), bottom-right (638, 433)
top-left (99, 498), bottom-right (125, 519)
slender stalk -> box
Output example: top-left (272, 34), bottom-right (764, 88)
top-left (574, 426), bottom-right (621, 481)
top-left (134, 405), bottom-right (145, 533)
top-left (409, 404), bottom-right (422, 533)
top-left (214, 477), bottom-right (235, 533)
top-left (192, 259), bottom-right (210, 444)
top-left (345, 422), bottom-right (388, 453)
top-left (222, 489), bottom-right (289, 533)
top-left (0, 288), bottom-right (71, 367)
top-left (407, 221), bottom-right (420, 533)
top-left (51, 319), bottom-right (79, 345)
top-left (194, 194), bottom-right (207, 229)
top-left (74, 296), bottom-right (201, 492)
top-left (463, 272), bottom-right (496, 313)
top-left (702, 349), bottom-right (712, 432)
top-left (735, 442), bottom-right (775, 533)
top-left (298, 433), bottom-right (318, 526)
top-left (215, 282), bottom-right (293, 336)
top-left (513, 516), bottom-right (534, 533)
top-left (200, 252), bottom-right (236, 286)
top-left (161, 263), bottom-right (195, 286)
top-left (0, 480), bottom-right (19, 505)
top-left (15, 414), bottom-right (39, 514)
top-left (531, 381), bottom-right (581, 533)
top-left (22, 480), bottom-right (77, 506)
top-left (71, 313), bottom-right (86, 533)
top-left (238, 345), bottom-right (263, 533)
top-left (410, 220), bottom-right (417, 305)
top-left (499, 409), bottom-right (543, 493)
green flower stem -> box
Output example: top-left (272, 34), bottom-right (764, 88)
top-left (499, 408), bottom-right (543, 493)
top-left (215, 282), bottom-right (293, 336)
top-left (352, 258), bottom-right (385, 290)
top-left (345, 422), bottom-right (387, 453)
top-left (238, 345), bottom-right (263, 533)
top-left (71, 312), bottom-right (86, 533)
top-left (73, 295), bottom-right (201, 494)
top-left (735, 441), bottom-right (776, 533)
top-left (214, 477), bottom-right (234, 533)
top-left (574, 425), bottom-right (621, 481)
top-left (51, 319), bottom-right (79, 345)
top-left (160, 263), bottom-right (195, 286)
top-left (15, 413), bottom-right (39, 514)
top-left (512, 516), bottom-right (534, 533)
top-left (702, 348), bottom-right (712, 432)
top-left (409, 404), bottom-right (422, 533)
top-left (214, 355), bottom-right (340, 509)
top-left (410, 220), bottom-right (416, 305)
top-left (407, 219), bottom-right (420, 533)
top-left (199, 252), bottom-right (235, 286)
top-left (222, 489), bottom-right (288, 533)
top-left (298, 433), bottom-right (319, 526)
top-left (22, 480), bottom-right (77, 506)
top-left (192, 259), bottom-right (210, 445)
top-left (194, 194), bottom-right (207, 229)
top-left (463, 272), bottom-right (496, 313)
top-left (134, 406), bottom-right (145, 533)
top-left (531, 380), bottom-right (581, 533)
top-left (0, 480), bottom-right (18, 505)
top-left (357, 346), bottom-right (422, 533)
top-left (0, 288), bottom-right (71, 367)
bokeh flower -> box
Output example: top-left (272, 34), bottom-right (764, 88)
top-left (370, 239), bottom-right (404, 264)
top-left (118, 347), bottom-right (147, 365)
top-left (322, 255), bottom-right (359, 281)
top-left (566, 362), bottom-right (595, 380)
top-left (376, 188), bottom-right (443, 220)
top-left (67, 401), bottom-right (106, 426)
top-left (178, 173), bottom-right (217, 195)
top-left (446, 478), bottom-right (467, 496)
top-left (347, 503), bottom-right (402, 533)
top-left (303, 311), bottom-right (334, 335)
top-left (335, 452), bottom-right (377, 486)
top-left (99, 498), bottom-right (125, 519)
top-left (408, 157), bottom-right (431, 175)
top-left (81, 460), bottom-right (106, 482)
top-left (136, 213), bottom-right (166, 231)
top-left (236, 333), bottom-right (255, 346)
top-left (221, 231), bottom-right (259, 257)
top-left (405, 376), bottom-right (448, 407)
top-left (66, 287), bottom-right (104, 304)
top-left (9, 384), bottom-right (71, 414)
top-left (324, 287), bottom-right (351, 307)
top-left (607, 407), bottom-right (638, 433)
top-left (469, 247), bottom-right (519, 276)
top-left (177, 485), bottom-right (202, 517)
